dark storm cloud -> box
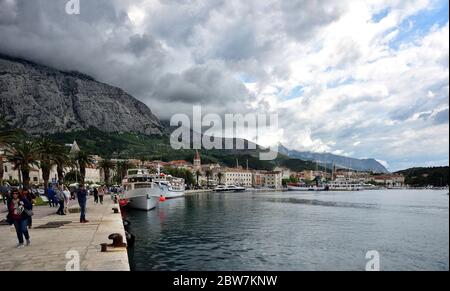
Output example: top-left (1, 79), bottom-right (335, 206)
top-left (153, 62), bottom-right (250, 104)
top-left (0, 0), bottom-right (447, 170)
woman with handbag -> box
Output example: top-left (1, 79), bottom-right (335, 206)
top-left (7, 190), bottom-right (32, 248)
top-left (22, 188), bottom-right (36, 228)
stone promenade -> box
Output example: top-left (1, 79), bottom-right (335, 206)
top-left (0, 196), bottom-right (130, 271)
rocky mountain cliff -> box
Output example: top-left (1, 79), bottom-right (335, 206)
top-left (0, 55), bottom-right (162, 135)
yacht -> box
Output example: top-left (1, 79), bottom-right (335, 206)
top-left (214, 184), bottom-right (246, 192)
top-left (122, 169), bottom-right (159, 210)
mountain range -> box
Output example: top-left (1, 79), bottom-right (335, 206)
top-left (0, 54), bottom-right (388, 173)
top-left (278, 144), bottom-right (389, 173)
top-left (0, 54), bottom-right (162, 136)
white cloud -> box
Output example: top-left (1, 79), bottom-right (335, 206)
top-left (0, 0), bottom-right (447, 170)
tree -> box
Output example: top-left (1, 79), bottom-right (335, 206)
top-left (64, 170), bottom-right (81, 184)
top-left (99, 158), bottom-right (114, 185)
top-left (217, 172), bottom-right (223, 184)
top-left (195, 169), bottom-right (201, 186)
top-left (53, 146), bottom-right (72, 185)
top-left (184, 170), bottom-right (195, 188)
top-left (75, 151), bottom-right (94, 185)
top-left (5, 140), bottom-right (40, 190)
top-left (205, 169), bottom-right (212, 188)
top-left (0, 116), bottom-right (22, 184)
top-left (36, 138), bottom-right (67, 195)
top-left (115, 160), bottom-right (131, 183)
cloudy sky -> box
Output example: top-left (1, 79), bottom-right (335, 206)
top-left (0, 0), bottom-right (448, 170)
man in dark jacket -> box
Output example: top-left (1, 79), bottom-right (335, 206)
top-left (47, 186), bottom-right (56, 207)
top-left (76, 184), bottom-right (89, 223)
top-left (7, 190), bottom-right (32, 248)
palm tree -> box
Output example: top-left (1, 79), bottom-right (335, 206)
top-left (5, 140), bottom-right (40, 190)
top-left (205, 169), bottom-right (212, 188)
top-left (75, 151), bottom-right (94, 185)
top-left (139, 155), bottom-right (148, 168)
top-left (217, 172), bottom-right (223, 185)
top-left (36, 138), bottom-right (67, 194)
top-left (0, 116), bottom-right (21, 184)
top-left (195, 169), bottom-right (201, 187)
top-left (53, 146), bottom-right (72, 185)
top-left (99, 158), bottom-right (114, 185)
top-left (116, 160), bottom-right (131, 181)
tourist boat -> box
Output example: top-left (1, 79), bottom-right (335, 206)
top-left (122, 169), bottom-right (159, 210)
top-left (152, 173), bottom-right (186, 198)
top-left (150, 165), bottom-right (186, 198)
top-left (287, 183), bottom-right (327, 191)
top-left (214, 184), bottom-right (246, 192)
top-left (327, 179), bottom-right (367, 191)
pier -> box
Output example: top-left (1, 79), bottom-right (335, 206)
top-left (0, 196), bottom-right (130, 271)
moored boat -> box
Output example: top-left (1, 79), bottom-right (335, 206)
top-left (287, 183), bottom-right (327, 191)
top-left (214, 184), bottom-right (246, 192)
top-left (122, 169), bottom-right (159, 210)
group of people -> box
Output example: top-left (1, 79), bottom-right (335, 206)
top-left (92, 185), bottom-right (108, 205)
top-left (2, 182), bottom-right (114, 248)
top-left (46, 185), bottom-right (71, 215)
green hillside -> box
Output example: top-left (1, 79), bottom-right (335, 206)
top-left (47, 127), bottom-right (317, 172)
top-left (396, 166), bottom-right (449, 187)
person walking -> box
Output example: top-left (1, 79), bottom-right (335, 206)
top-left (62, 185), bottom-right (71, 214)
top-left (93, 187), bottom-right (99, 204)
top-left (76, 184), bottom-right (89, 223)
top-left (22, 188), bottom-right (36, 228)
top-left (98, 186), bottom-right (105, 205)
top-left (56, 186), bottom-right (66, 215)
top-left (7, 190), bottom-right (32, 248)
top-left (47, 186), bottom-right (56, 207)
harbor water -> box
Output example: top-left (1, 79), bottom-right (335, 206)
top-left (125, 190), bottom-right (449, 271)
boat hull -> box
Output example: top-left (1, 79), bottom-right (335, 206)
top-left (287, 186), bottom-right (326, 191)
top-left (124, 187), bottom-right (160, 210)
top-left (155, 184), bottom-right (185, 199)
top-left (127, 195), bottom-right (158, 210)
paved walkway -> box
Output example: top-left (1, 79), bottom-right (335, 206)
top-left (0, 196), bottom-right (130, 271)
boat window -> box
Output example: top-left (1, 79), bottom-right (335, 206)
top-left (128, 177), bottom-right (152, 183)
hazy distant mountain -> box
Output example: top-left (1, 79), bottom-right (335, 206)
top-left (278, 144), bottom-right (389, 173)
top-left (0, 55), bottom-right (162, 135)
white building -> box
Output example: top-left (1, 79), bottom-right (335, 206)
top-left (222, 168), bottom-right (253, 187)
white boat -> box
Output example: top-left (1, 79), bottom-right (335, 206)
top-left (214, 184), bottom-right (246, 192)
top-left (287, 183), bottom-right (327, 191)
top-left (151, 165), bottom-right (186, 199)
top-left (123, 169), bottom-right (159, 210)
top-left (327, 179), bottom-right (366, 191)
